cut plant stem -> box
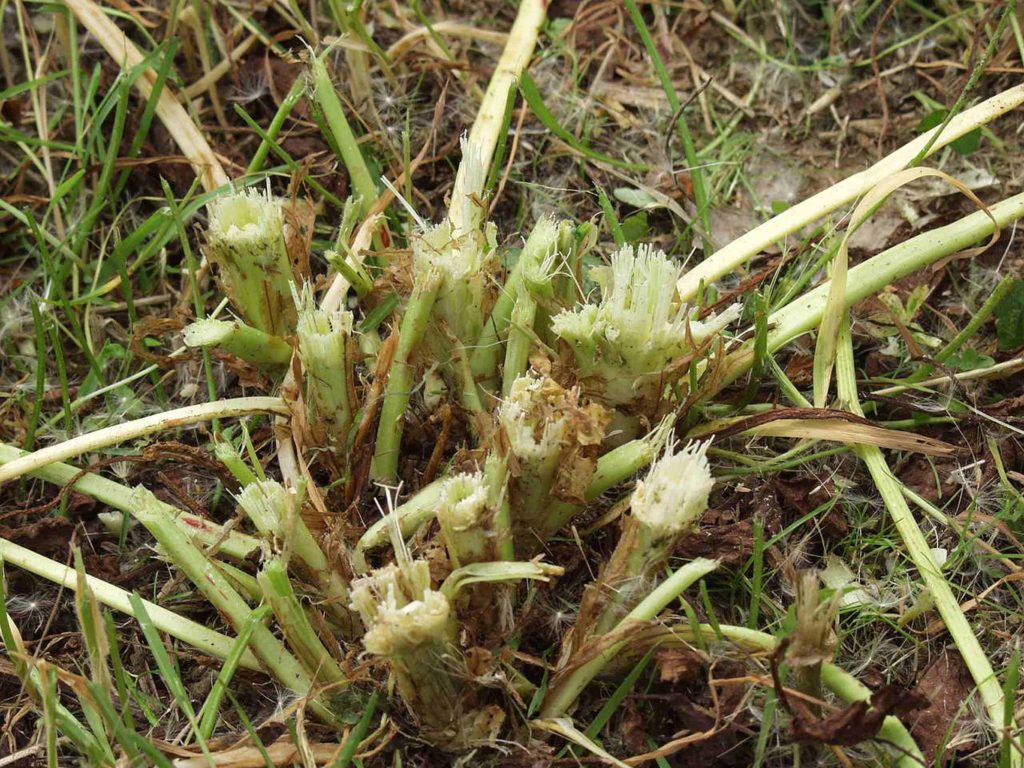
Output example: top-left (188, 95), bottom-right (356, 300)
top-left (0, 397), bottom-right (289, 486)
top-left (785, 571), bottom-right (837, 715)
top-left (834, 320), bottom-right (1017, 754)
top-left (294, 283), bottom-right (355, 453)
top-left (675, 83), bottom-right (1024, 302)
top-left (551, 244), bottom-right (738, 408)
top-left (235, 481), bottom-right (353, 630)
top-left (0, 537), bottom-right (259, 670)
top-left (213, 441), bottom-right (259, 487)
top-left (205, 190), bottom-right (298, 337)
top-left (437, 471), bottom-right (503, 568)
top-left (350, 559), bottom-right (475, 747)
top-left (257, 558), bottom-right (349, 690)
top-left (500, 219), bottom-right (572, 396)
top-left (353, 480), bottom-right (446, 570)
top-left (541, 558), bottom-right (719, 718)
top-left (543, 416), bottom-right (675, 535)
top-left (0, 444), bottom-right (259, 561)
top-left (412, 152), bottom-right (497, 389)
top-left (183, 318), bottom-right (292, 366)
top-left (572, 442), bottom-right (714, 643)
top-left (357, 417), bottom-right (672, 561)
top-left (371, 269), bottom-right (441, 483)
top-left (498, 373), bottom-right (610, 549)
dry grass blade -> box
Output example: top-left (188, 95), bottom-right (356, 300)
top-left (63, 0), bottom-right (229, 192)
top-left (172, 741), bottom-right (346, 767)
top-left (742, 419), bottom-right (955, 456)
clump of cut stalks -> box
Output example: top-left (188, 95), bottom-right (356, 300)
top-left (3, 1), bottom-right (1024, 765)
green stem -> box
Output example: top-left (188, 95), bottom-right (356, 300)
top-left (675, 83), bottom-right (1024, 302)
top-left (0, 537), bottom-right (259, 670)
top-left (183, 318), bottom-right (292, 366)
top-left (716, 191), bottom-right (1024, 391)
top-left (236, 482), bottom-right (352, 630)
top-left (502, 293), bottom-right (537, 398)
top-left (471, 278), bottom-right (520, 388)
top-left (906, 274), bottom-right (1015, 383)
top-left (540, 558), bottom-right (719, 718)
top-left (454, 342), bottom-right (486, 413)
top-left (311, 53), bottom-right (377, 216)
top-left (0, 397), bottom-right (289, 486)
top-left (371, 271), bottom-right (441, 483)
top-left (835, 321), bottom-right (1016, 753)
top-left (543, 423), bottom-right (671, 536)
top-left (0, 444), bottom-right (259, 561)
top-left (213, 442), bottom-right (258, 487)
top-left (357, 425), bottom-right (667, 561)
top-left (248, 78), bottom-right (304, 175)
top-left (131, 489), bottom-right (336, 722)
top-left (353, 480), bottom-right (446, 570)
top-left (680, 623), bottom-right (923, 768)
top-left (257, 559), bottom-right (349, 690)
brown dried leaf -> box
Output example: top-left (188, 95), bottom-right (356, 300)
top-left (655, 646), bottom-right (705, 685)
top-left (791, 684), bottom-right (929, 746)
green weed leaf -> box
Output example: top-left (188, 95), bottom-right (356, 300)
top-left (995, 280), bottom-right (1024, 351)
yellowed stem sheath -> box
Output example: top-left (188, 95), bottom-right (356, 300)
top-left (448, 0), bottom-right (546, 230)
top-left (0, 397), bottom-right (289, 486)
top-left (676, 83), bottom-right (1024, 302)
top-left (0, 537), bottom-right (259, 670)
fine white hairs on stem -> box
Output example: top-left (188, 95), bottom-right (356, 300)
top-left (631, 440), bottom-right (714, 538)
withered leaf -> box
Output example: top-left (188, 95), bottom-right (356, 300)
top-left (655, 646), bottom-right (705, 685)
top-left (791, 684), bottom-right (929, 746)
